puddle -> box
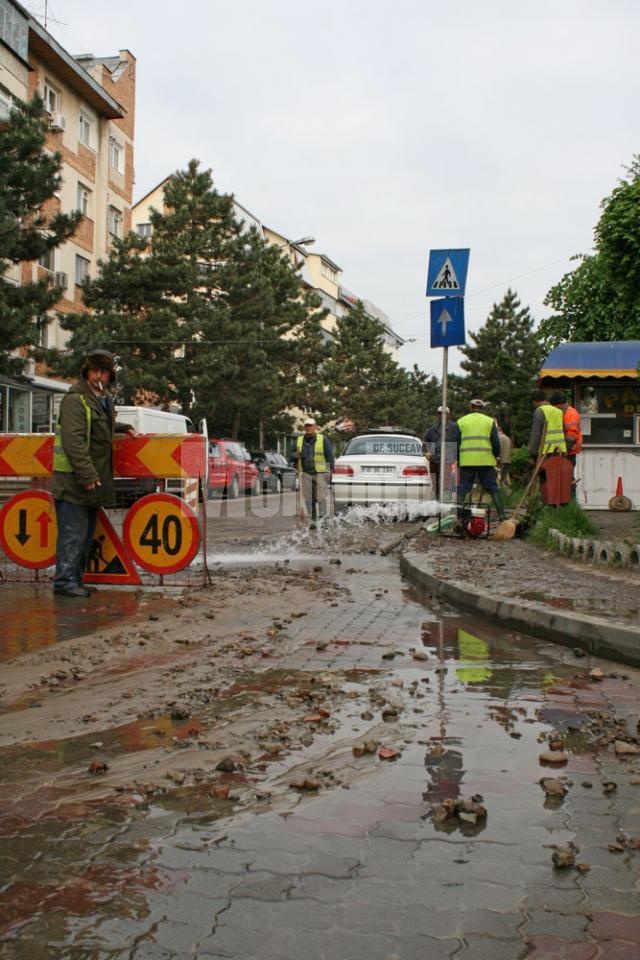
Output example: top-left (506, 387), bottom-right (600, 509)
top-left (0, 584), bottom-right (177, 661)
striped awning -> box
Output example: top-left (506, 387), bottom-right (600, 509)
top-left (540, 341), bottom-right (640, 379)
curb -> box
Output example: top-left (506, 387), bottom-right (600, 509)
top-left (547, 528), bottom-right (640, 568)
top-left (400, 551), bottom-right (640, 668)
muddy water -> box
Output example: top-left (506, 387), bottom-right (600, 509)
top-left (1, 553), bottom-right (639, 957)
top-left (0, 583), bottom-right (178, 661)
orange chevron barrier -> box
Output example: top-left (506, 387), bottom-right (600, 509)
top-left (0, 433), bottom-right (206, 479)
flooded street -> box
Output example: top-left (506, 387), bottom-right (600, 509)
top-left (1, 499), bottom-right (640, 958)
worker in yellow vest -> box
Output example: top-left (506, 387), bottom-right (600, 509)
top-left (453, 399), bottom-right (505, 520)
top-left (528, 390), bottom-right (567, 460)
top-left (291, 418), bottom-right (335, 526)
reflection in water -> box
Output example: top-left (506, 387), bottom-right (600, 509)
top-left (0, 585), bottom-right (176, 660)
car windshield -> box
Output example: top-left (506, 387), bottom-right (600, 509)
top-left (209, 443), bottom-right (220, 456)
top-left (342, 436), bottom-right (422, 457)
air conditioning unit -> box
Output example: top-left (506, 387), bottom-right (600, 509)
top-left (50, 112), bottom-right (66, 131)
top-left (54, 271), bottom-right (68, 289)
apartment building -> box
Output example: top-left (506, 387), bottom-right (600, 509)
top-left (0, 0), bottom-right (135, 432)
top-left (131, 177), bottom-right (404, 361)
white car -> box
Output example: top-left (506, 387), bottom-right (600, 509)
top-left (331, 432), bottom-right (433, 512)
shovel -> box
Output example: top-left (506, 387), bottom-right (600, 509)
top-left (492, 427), bottom-right (547, 541)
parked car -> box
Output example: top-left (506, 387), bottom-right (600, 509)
top-left (207, 439), bottom-right (261, 499)
top-left (250, 451), bottom-right (299, 493)
top-left (114, 406), bottom-right (196, 507)
top-left (331, 432), bottom-right (433, 512)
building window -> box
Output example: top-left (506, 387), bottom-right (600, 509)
top-left (136, 222), bottom-right (153, 238)
top-left (109, 137), bottom-right (124, 173)
top-left (107, 205), bottom-right (123, 238)
top-left (0, 0), bottom-right (28, 60)
top-left (0, 82), bottom-right (18, 120)
top-left (38, 247), bottom-right (55, 272)
top-left (78, 112), bottom-right (92, 147)
top-left (321, 262), bottom-right (337, 283)
top-left (75, 255), bottom-right (90, 286)
top-left (43, 81), bottom-right (59, 115)
top-left (77, 182), bottom-right (91, 216)
top-left (34, 315), bottom-right (49, 348)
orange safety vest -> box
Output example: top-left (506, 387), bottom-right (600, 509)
top-left (563, 405), bottom-right (582, 455)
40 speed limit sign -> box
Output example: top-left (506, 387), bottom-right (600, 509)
top-left (123, 493), bottom-right (201, 574)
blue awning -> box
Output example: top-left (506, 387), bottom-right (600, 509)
top-left (540, 341), bottom-right (640, 379)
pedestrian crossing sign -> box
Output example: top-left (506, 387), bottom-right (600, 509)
top-left (426, 249), bottom-right (470, 298)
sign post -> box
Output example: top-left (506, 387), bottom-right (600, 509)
top-left (426, 249), bottom-right (469, 509)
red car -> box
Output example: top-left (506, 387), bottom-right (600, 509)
top-left (207, 439), bottom-right (261, 499)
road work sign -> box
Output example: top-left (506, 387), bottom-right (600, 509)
top-left (426, 249), bottom-right (470, 298)
top-left (123, 493), bottom-right (201, 574)
top-left (84, 509), bottom-right (141, 586)
top-left (0, 490), bottom-right (56, 569)
top-left (430, 297), bottom-right (466, 348)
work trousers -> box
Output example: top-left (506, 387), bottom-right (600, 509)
top-left (457, 465), bottom-right (500, 502)
top-left (301, 472), bottom-right (329, 520)
top-left (54, 499), bottom-right (98, 591)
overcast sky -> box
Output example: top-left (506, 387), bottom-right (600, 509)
top-left (30, 0), bottom-right (640, 377)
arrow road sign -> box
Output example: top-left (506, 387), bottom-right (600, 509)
top-left (426, 249), bottom-right (470, 298)
top-left (0, 491), bottom-right (57, 569)
top-left (430, 297), bottom-right (466, 348)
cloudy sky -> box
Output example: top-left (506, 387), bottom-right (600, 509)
top-left (29, 0), bottom-right (640, 376)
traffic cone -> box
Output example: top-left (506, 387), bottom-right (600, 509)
top-left (616, 476), bottom-right (623, 497)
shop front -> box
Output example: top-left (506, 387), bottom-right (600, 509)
top-left (539, 341), bottom-right (640, 510)
top-left (0, 375), bottom-right (68, 434)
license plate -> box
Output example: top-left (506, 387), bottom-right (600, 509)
top-left (361, 466), bottom-right (395, 474)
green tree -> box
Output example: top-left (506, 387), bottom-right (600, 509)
top-left (324, 302), bottom-right (423, 432)
top-left (57, 160), bottom-right (328, 440)
top-left (451, 289), bottom-right (544, 444)
top-left (540, 156), bottom-right (640, 347)
top-left (187, 224), bottom-right (328, 441)
top-left (0, 95), bottom-right (81, 376)
top-left (58, 160), bottom-right (236, 408)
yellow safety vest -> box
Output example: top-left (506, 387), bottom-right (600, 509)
top-left (296, 433), bottom-right (327, 472)
top-left (458, 412), bottom-right (496, 467)
top-left (541, 404), bottom-right (567, 453)
top-left (53, 396), bottom-right (91, 472)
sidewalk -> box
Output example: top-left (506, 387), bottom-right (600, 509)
top-left (403, 535), bottom-right (640, 667)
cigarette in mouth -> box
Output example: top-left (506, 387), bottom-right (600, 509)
top-left (96, 380), bottom-right (104, 392)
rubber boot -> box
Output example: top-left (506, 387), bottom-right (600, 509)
top-left (490, 489), bottom-right (506, 521)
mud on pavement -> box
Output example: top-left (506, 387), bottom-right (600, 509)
top-left (2, 516), bottom-right (640, 958)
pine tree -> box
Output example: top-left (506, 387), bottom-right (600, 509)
top-left (57, 160), bottom-right (328, 439)
top-left (324, 302), bottom-right (420, 432)
top-left (0, 95), bottom-right (81, 375)
top-left (452, 289), bottom-right (544, 444)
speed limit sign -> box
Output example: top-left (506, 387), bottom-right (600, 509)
top-left (123, 493), bottom-right (201, 574)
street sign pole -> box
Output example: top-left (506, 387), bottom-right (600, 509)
top-left (440, 346), bottom-right (448, 510)
top-left (427, 249), bottom-right (470, 514)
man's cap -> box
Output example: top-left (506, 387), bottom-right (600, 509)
top-left (549, 391), bottom-right (565, 404)
top-left (437, 406), bottom-right (450, 414)
top-left (303, 417), bottom-right (316, 426)
top-left (470, 398), bottom-right (485, 408)
top-left (82, 348), bottom-right (116, 383)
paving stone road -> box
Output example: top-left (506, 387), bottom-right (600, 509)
top-left (1, 526), bottom-right (640, 959)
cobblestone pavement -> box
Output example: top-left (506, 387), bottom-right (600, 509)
top-left (1, 547), bottom-right (640, 959)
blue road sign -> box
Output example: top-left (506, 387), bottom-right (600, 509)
top-left (430, 297), bottom-right (465, 348)
top-left (426, 248), bottom-right (470, 298)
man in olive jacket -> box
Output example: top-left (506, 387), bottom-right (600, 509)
top-left (52, 349), bottom-right (133, 597)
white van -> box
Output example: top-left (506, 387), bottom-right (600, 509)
top-left (114, 406), bottom-right (198, 505)
top-left (115, 406), bottom-right (195, 435)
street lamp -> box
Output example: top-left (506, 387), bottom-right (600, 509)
top-left (291, 236), bottom-right (315, 247)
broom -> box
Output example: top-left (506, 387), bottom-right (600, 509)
top-left (492, 426), bottom-right (547, 541)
